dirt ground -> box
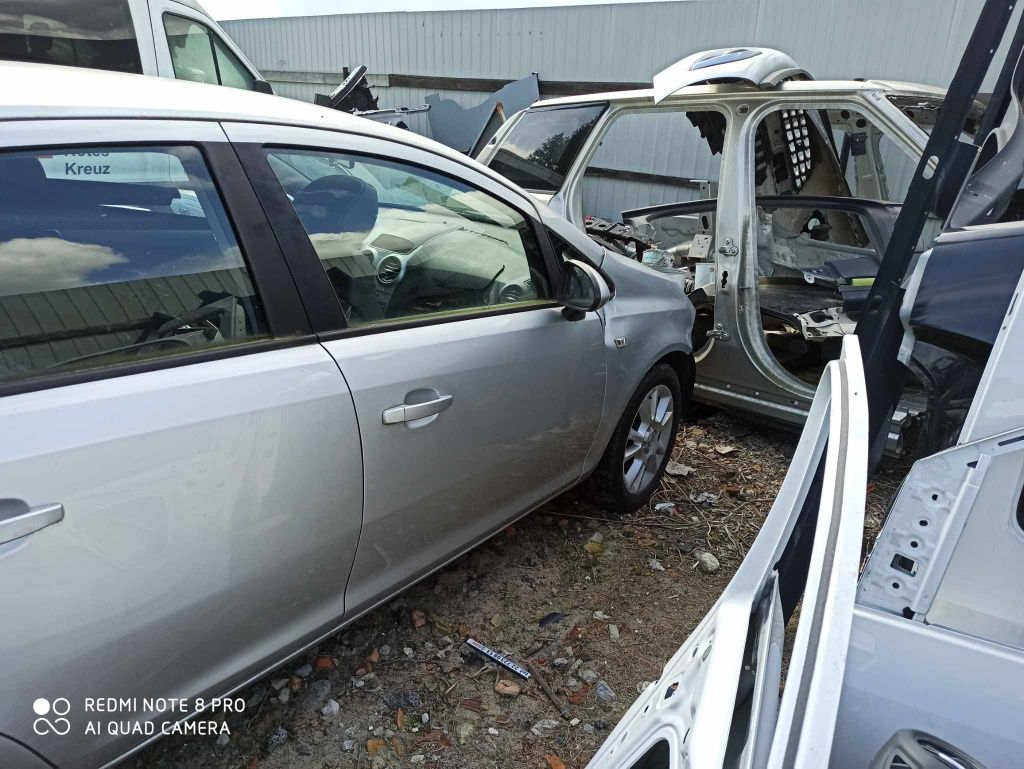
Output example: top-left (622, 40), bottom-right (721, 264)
top-left (129, 412), bottom-right (906, 769)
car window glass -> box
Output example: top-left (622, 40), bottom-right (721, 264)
top-left (164, 13), bottom-right (253, 90)
top-left (581, 109), bottom-right (724, 221)
top-left (0, 0), bottom-right (142, 74)
top-left (164, 14), bottom-right (218, 86)
top-left (212, 34), bottom-right (254, 90)
top-left (265, 148), bottom-right (551, 328)
top-left (37, 150), bottom-right (203, 215)
top-left (0, 146), bottom-right (270, 384)
top-left (486, 103), bottom-right (606, 192)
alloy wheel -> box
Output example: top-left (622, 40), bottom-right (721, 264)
top-left (622, 384), bottom-right (674, 494)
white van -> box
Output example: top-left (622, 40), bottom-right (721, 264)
top-left (1, 0), bottom-right (270, 190)
top-left (0, 0), bottom-right (271, 93)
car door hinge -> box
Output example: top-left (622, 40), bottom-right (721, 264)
top-left (706, 323), bottom-right (730, 341)
top-left (718, 238), bottom-right (738, 257)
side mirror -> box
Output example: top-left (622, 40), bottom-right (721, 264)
top-left (253, 79), bottom-right (275, 95)
top-left (557, 259), bottom-right (611, 320)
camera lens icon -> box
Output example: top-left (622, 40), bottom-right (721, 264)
top-left (32, 698), bottom-right (71, 736)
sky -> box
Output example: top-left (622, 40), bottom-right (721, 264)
top-left (204, 0), bottom-right (652, 21)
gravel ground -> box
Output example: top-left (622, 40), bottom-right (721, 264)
top-left (129, 412), bottom-right (906, 769)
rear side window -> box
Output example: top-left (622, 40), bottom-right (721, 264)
top-left (0, 0), bottom-right (142, 74)
top-left (487, 103), bottom-right (607, 193)
top-left (163, 13), bottom-right (255, 91)
top-left (0, 146), bottom-right (269, 385)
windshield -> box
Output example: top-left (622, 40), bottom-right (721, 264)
top-left (486, 103), bottom-right (606, 193)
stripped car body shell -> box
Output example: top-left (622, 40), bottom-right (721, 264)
top-left (479, 56), bottom-right (943, 442)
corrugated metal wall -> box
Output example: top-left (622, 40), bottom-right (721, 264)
top-left (222, 0), bottom-right (999, 218)
top-left (224, 0), bottom-right (991, 109)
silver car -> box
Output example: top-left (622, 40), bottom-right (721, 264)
top-left (0, 62), bottom-right (693, 769)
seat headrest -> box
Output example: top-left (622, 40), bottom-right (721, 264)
top-left (292, 175), bottom-right (378, 235)
top-left (0, 156), bottom-right (46, 202)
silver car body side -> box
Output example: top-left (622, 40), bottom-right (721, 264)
top-left (0, 64), bottom-right (695, 768)
top-left (0, 120), bottom-right (360, 769)
top-left (586, 336), bottom-right (867, 769)
top-left (0, 348), bottom-right (363, 769)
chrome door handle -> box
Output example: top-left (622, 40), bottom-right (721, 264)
top-left (382, 394), bottom-right (453, 425)
top-left (0, 500), bottom-right (64, 546)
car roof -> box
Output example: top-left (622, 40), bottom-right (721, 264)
top-left (531, 78), bottom-right (947, 108)
top-left (0, 61), bottom-right (497, 176)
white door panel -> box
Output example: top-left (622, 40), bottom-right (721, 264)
top-left (588, 337), bottom-right (867, 769)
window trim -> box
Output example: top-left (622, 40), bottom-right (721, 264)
top-left (0, 139), bottom-right (310, 397)
top-left (0, 335), bottom-right (317, 399)
top-left (236, 141), bottom-right (565, 335)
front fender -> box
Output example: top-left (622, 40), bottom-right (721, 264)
top-left (582, 253), bottom-right (695, 474)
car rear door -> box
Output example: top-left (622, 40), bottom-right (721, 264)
top-left (587, 336), bottom-right (868, 769)
top-left (0, 120), bottom-right (361, 769)
top-left (227, 122), bottom-right (607, 617)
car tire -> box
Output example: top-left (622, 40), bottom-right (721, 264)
top-left (592, 363), bottom-right (684, 515)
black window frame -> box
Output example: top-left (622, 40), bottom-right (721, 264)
top-left (234, 141), bottom-right (567, 340)
top-left (0, 139), bottom-right (310, 399)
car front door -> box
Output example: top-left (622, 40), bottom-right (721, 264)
top-left (0, 120), bottom-right (362, 769)
top-left (230, 123), bottom-right (608, 615)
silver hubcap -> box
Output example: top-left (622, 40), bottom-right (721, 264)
top-left (623, 384), bottom-right (674, 495)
